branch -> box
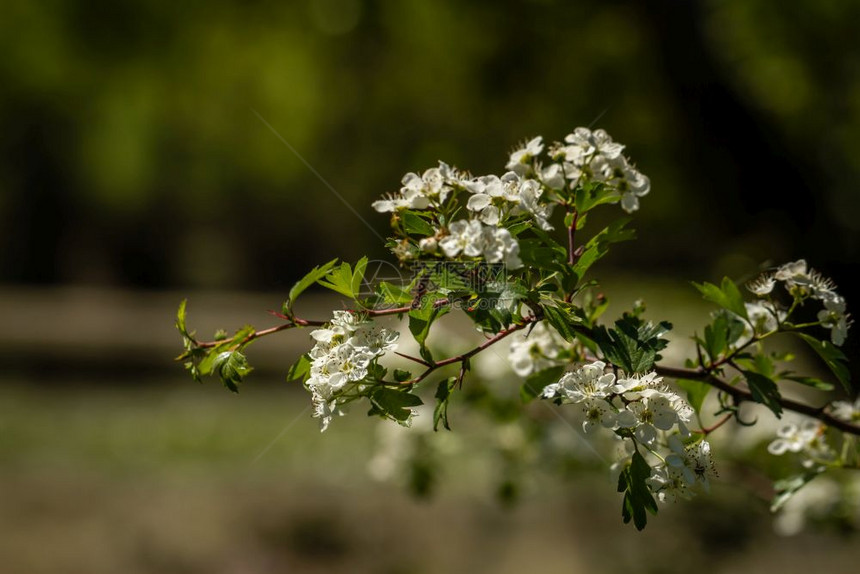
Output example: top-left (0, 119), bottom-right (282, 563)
top-left (407, 319), bottom-right (534, 385)
top-left (192, 299), bottom-right (451, 350)
top-left (655, 364), bottom-right (860, 437)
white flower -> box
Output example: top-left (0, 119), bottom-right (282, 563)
top-left (767, 421), bottom-right (833, 465)
top-left (508, 322), bottom-right (565, 377)
top-left (480, 225), bottom-right (522, 269)
top-left (514, 177), bottom-right (555, 231)
top-left (540, 163), bottom-right (565, 190)
top-left (506, 136), bottom-right (544, 175)
top-left (622, 395), bottom-right (682, 444)
top-left (439, 220), bottom-right (484, 258)
top-left (830, 398), bottom-right (860, 423)
top-left (542, 361), bottom-right (615, 403)
top-left (603, 156), bottom-right (650, 213)
top-left (581, 397), bottom-right (618, 432)
top-left (744, 300), bottom-right (784, 336)
top-left (372, 162), bottom-right (459, 213)
top-left (666, 436), bottom-right (717, 492)
top-left (746, 273), bottom-right (776, 296)
top-left (312, 394), bottom-right (342, 433)
top-left (647, 465), bottom-right (693, 503)
top-left (774, 259), bottom-right (809, 284)
top-left (817, 292), bottom-right (850, 346)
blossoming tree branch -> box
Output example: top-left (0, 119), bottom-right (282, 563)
top-left (176, 128), bottom-right (858, 530)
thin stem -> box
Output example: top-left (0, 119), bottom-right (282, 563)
top-left (697, 413), bottom-right (733, 436)
top-left (567, 210), bottom-right (578, 266)
top-left (654, 364), bottom-right (860, 437)
top-left (406, 319), bottom-right (533, 385)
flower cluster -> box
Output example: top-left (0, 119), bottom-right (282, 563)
top-left (767, 420), bottom-right (835, 467)
top-left (306, 311), bottom-right (399, 431)
top-left (437, 219), bottom-right (522, 269)
top-left (373, 127), bottom-right (648, 270)
top-left (542, 128), bottom-right (651, 212)
top-left (541, 360), bottom-right (713, 503)
top-left (747, 260), bottom-right (851, 345)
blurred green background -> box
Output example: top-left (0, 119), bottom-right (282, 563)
top-left (2, 0), bottom-right (860, 572)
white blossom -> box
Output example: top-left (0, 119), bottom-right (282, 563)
top-left (830, 397), bottom-right (860, 423)
top-left (505, 136), bottom-right (544, 175)
top-left (305, 312), bottom-right (400, 432)
top-left (508, 322), bottom-right (566, 377)
top-left (542, 361), bottom-right (615, 403)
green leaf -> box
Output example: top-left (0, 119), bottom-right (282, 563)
top-left (676, 378), bottom-right (711, 415)
top-left (618, 451), bottom-right (658, 530)
top-left (593, 314), bottom-right (672, 374)
top-left (571, 218), bottom-right (635, 284)
top-left (175, 299), bottom-right (189, 337)
top-left (741, 370), bottom-right (782, 417)
top-left (541, 304), bottom-right (582, 343)
top-left (317, 257), bottom-right (368, 300)
top-left (783, 375), bottom-right (834, 391)
top-left (287, 259), bottom-right (339, 309)
top-left (520, 365), bottom-right (566, 403)
top-left (795, 333), bottom-right (851, 393)
top-left (433, 377), bottom-right (457, 431)
top-left (212, 350), bottom-right (253, 393)
top-left (402, 210), bottom-right (435, 236)
top-left (408, 295), bottom-right (447, 355)
top-left (369, 387), bottom-right (423, 423)
top-left (287, 354), bottom-right (311, 382)
top-left (771, 469), bottom-right (825, 512)
top-left (692, 277), bottom-right (748, 321)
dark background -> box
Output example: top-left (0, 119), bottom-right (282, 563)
top-left (2, 0), bottom-right (858, 290)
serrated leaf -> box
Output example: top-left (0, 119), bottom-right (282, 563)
top-left (520, 365), bottom-right (566, 403)
top-left (693, 278), bottom-right (748, 320)
top-left (402, 210), bottom-right (435, 236)
top-left (370, 387), bottom-right (423, 423)
top-left (287, 259), bottom-right (339, 309)
top-left (542, 305), bottom-right (581, 343)
top-left (434, 377), bottom-right (457, 431)
top-left (676, 378), bottom-right (712, 414)
top-left (571, 218), bottom-right (635, 284)
top-left (287, 354), bottom-right (311, 382)
top-left (619, 451), bottom-right (658, 530)
top-left (742, 370), bottom-right (782, 417)
top-left (593, 314), bottom-right (672, 374)
top-left (212, 350), bottom-right (252, 393)
top-left (795, 333), bottom-right (851, 393)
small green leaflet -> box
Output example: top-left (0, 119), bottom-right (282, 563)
top-left (741, 370), bottom-right (782, 417)
top-left (287, 258), bottom-right (339, 310)
top-left (692, 277), bottom-right (749, 321)
top-left (794, 333), bottom-right (851, 393)
top-left (369, 387), bottom-right (423, 423)
top-left (617, 451), bottom-right (658, 530)
top-left (434, 377), bottom-right (457, 431)
top-left (317, 257), bottom-right (368, 300)
top-left (212, 350), bottom-right (253, 393)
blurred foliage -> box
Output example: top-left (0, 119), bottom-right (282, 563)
top-left (0, 0), bottom-right (858, 290)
